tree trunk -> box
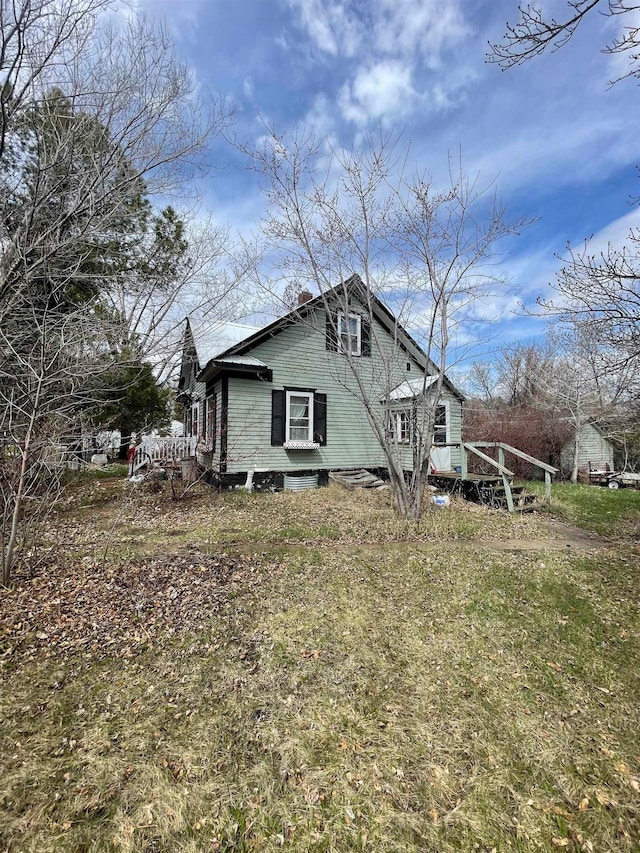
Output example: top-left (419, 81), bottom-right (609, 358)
top-left (118, 433), bottom-right (131, 460)
top-left (3, 380), bottom-right (42, 586)
top-left (571, 433), bottom-right (580, 483)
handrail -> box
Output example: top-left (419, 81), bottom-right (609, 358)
top-left (464, 441), bottom-right (554, 505)
top-left (468, 442), bottom-right (558, 474)
top-left (463, 443), bottom-right (515, 476)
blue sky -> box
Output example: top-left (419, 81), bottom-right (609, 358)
top-left (134, 0), bottom-right (638, 358)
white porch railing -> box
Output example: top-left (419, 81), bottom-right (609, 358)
top-left (133, 435), bottom-right (196, 472)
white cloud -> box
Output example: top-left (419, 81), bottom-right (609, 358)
top-left (243, 78), bottom-right (255, 100)
top-left (373, 0), bottom-right (468, 64)
top-left (602, 4), bottom-right (640, 82)
top-left (465, 108), bottom-right (636, 198)
top-left (339, 60), bottom-right (416, 124)
top-left (284, 0), bottom-right (474, 126)
top-left (585, 207), bottom-right (640, 251)
top-left (286, 0), bottom-right (363, 57)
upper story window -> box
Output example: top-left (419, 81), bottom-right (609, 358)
top-left (286, 391), bottom-right (313, 443)
top-left (338, 312), bottom-right (361, 356)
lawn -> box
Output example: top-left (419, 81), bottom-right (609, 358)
top-left (1, 479), bottom-right (639, 852)
top-left (530, 481), bottom-right (640, 540)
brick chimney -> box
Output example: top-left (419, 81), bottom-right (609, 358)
top-left (297, 290), bottom-right (313, 306)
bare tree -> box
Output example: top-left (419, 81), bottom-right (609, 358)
top-left (489, 1), bottom-right (639, 394)
top-left (495, 340), bottom-right (556, 406)
top-left (0, 1), bottom-right (232, 584)
top-left (246, 131), bottom-right (527, 519)
top-left (544, 320), bottom-right (615, 481)
top-left (487, 1), bottom-right (640, 85)
top-left (0, 295), bottom-right (109, 584)
top-left (538, 231), bottom-right (640, 379)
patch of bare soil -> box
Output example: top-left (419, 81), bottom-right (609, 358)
top-left (0, 550), bottom-right (271, 671)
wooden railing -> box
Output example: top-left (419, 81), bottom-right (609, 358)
top-left (133, 435), bottom-right (196, 473)
top-left (434, 441), bottom-right (557, 510)
top-left (465, 441), bottom-right (557, 506)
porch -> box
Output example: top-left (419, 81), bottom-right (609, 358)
top-left (132, 435), bottom-right (197, 473)
top-left (430, 441), bottom-right (558, 511)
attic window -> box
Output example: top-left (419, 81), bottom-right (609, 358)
top-left (338, 312), bottom-right (361, 356)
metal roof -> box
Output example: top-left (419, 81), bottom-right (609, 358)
top-left (387, 375), bottom-right (439, 400)
top-left (188, 319), bottom-right (260, 369)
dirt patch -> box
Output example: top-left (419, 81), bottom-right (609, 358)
top-left (539, 517), bottom-right (614, 549)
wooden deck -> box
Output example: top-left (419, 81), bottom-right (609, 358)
top-left (429, 470), bottom-right (540, 511)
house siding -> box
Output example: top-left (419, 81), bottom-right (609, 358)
top-left (221, 307), bottom-right (462, 474)
top-left (560, 422), bottom-right (615, 474)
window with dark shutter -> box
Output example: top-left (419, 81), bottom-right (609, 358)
top-left (361, 317), bottom-right (371, 356)
top-left (313, 393), bottom-right (327, 446)
top-left (325, 310), bottom-right (339, 351)
top-left (271, 390), bottom-right (285, 445)
top-left (206, 394), bottom-right (217, 452)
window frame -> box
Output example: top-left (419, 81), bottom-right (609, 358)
top-left (337, 311), bottom-right (362, 356)
top-left (388, 409), bottom-right (412, 444)
top-left (191, 401), bottom-right (200, 437)
top-left (205, 394), bottom-right (216, 452)
top-left (433, 403), bottom-right (448, 446)
top-left (285, 390), bottom-right (314, 444)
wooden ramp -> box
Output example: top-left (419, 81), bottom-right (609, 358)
top-left (329, 469), bottom-right (389, 490)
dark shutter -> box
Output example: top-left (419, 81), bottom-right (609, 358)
top-left (326, 310), bottom-right (338, 351)
top-left (361, 316), bottom-right (371, 356)
top-left (314, 393), bottom-right (327, 446)
top-left (271, 390), bottom-right (285, 445)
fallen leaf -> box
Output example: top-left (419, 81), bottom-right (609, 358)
top-left (594, 790), bottom-right (615, 807)
top-left (551, 838), bottom-right (569, 848)
top-left (428, 808), bottom-right (438, 824)
top-left (578, 797), bottom-right (589, 811)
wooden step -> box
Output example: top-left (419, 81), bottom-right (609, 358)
top-left (329, 469), bottom-right (387, 490)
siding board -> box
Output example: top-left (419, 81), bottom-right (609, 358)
top-left (223, 307), bottom-right (462, 473)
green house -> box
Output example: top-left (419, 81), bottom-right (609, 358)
top-left (177, 278), bottom-right (464, 489)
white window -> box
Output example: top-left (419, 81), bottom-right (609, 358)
top-left (389, 410), bottom-right (411, 444)
top-left (206, 395), bottom-right (216, 452)
top-left (191, 402), bottom-right (199, 437)
top-left (338, 312), bottom-right (361, 356)
top-left (286, 391), bottom-right (313, 443)
top-left (433, 404), bottom-right (447, 445)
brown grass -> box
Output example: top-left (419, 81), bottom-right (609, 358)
top-left (1, 480), bottom-right (639, 852)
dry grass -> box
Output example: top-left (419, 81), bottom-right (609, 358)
top-left (46, 479), bottom-right (556, 563)
top-left (1, 480), bottom-right (639, 852)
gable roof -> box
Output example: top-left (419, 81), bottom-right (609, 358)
top-left (193, 276), bottom-right (465, 401)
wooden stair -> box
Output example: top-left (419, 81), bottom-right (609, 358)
top-left (476, 479), bottom-right (541, 511)
top-left (429, 473), bottom-right (543, 512)
top-left (329, 469), bottom-right (389, 490)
